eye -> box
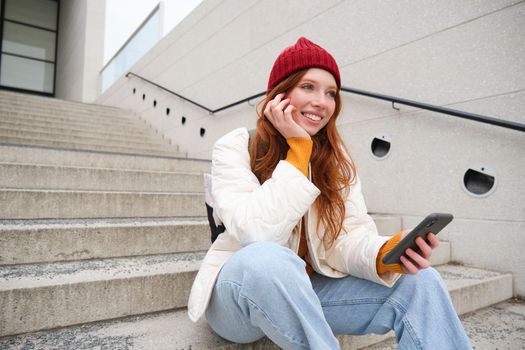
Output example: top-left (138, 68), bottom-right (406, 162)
top-left (301, 83), bottom-right (314, 90)
top-left (327, 91), bottom-right (336, 98)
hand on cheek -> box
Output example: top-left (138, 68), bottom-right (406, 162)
top-left (264, 93), bottom-right (310, 139)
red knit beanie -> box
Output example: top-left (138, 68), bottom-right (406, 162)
top-left (267, 37), bottom-right (340, 94)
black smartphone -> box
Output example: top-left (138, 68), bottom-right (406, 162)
top-left (382, 213), bottom-right (453, 265)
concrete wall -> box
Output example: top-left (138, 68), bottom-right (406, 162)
top-left (97, 0), bottom-right (525, 295)
top-left (56, 0), bottom-right (105, 102)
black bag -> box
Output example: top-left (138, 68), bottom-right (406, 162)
top-left (203, 173), bottom-right (224, 243)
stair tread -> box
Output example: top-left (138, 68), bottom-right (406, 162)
top-left (0, 110), bottom-right (143, 126)
top-left (0, 118), bottom-right (152, 134)
top-left (0, 136), bottom-right (178, 151)
top-left (0, 216), bottom-right (208, 228)
top-left (0, 143), bottom-right (207, 162)
top-left (0, 126), bottom-right (170, 146)
top-left (0, 161), bottom-right (204, 175)
top-left (437, 264), bottom-right (509, 290)
top-left (0, 251), bottom-right (205, 289)
top-left (0, 142), bottom-right (183, 159)
top-left (0, 144), bottom-right (209, 172)
top-left (0, 217), bottom-right (211, 270)
top-left (0, 91), bottom-right (126, 111)
top-left (0, 189), bottom-right (206, 220)
top-left (0, 188), bottom-right (203, 194)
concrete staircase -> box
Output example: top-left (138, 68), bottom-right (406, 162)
top-left (0, 91), bottom-right (516, 348)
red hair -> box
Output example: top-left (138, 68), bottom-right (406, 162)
top-left (249, 69), bottom-right (356, 247)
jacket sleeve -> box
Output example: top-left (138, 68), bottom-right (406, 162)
top-left (324, 175), bottom-right (401, 287)
top-left (212, 128), bottom-right (320, 246)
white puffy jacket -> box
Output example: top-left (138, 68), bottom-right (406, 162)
top-left (188, 127), bottom-right (400, 322)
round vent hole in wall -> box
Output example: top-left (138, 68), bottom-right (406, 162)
top-left (181, 116), bottom-right (186, 125)
top-left (462, 165), bottom-right (496, 197)
top-left (200, 128), bottom-right (206, 137)
top-left (370, 134), bottom-right (391, 160)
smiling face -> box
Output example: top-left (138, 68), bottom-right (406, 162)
top-left (286, 68), bottom-right (338, 136)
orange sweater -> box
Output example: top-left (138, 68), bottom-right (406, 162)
top-left (285, 137), bottom-right (404, 275)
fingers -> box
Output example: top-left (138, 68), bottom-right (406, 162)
top-left (268, 100), bottom-right (291, 128)
top-left (415, 236), bottom-right (432, 260)
top-left (284, 103), bottom-right (299, 124)
top-left (398, 230), bottom-right (439, 275)
top-left (400, 255), bottom-right (419, 275)
top-left (400, 234), bottom-right (438, 274)
top-left (264, 93), bottom-right (288, 120)
top-left (404, 247), bottom-right (430, 270)
top-left (427, 232), bottom-right (440, 249)
top-left (263, 93), bottom-right (309, 139)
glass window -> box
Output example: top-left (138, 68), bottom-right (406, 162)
top-left (0, 54), bottom-right (54, 93)
top-left (100, 9), bottom-right (161, 92)
top-left (2, 21), bottom-right (56, 61)
top-left (4, 0), bottom-right (57, 30)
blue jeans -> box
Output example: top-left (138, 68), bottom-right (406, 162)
top-left (205, 241), bottom-right (472, 349)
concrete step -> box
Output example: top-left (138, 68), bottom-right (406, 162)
top-left (0, 99), bottom-right (140, 119)
top-left (0, 265), bottom-right (514, 347)
top-left (0, 111), bottom-right (137, 126)
top-left (0, 189), bottom-right (205, 219)
top-left (0, 218), bottom-right (211, 265)
top-left (0, 106), bottom-right (135, 122)
top-left (0, 90), bottom-right (125, 113)
top-left (0, 162), bottom-right (203, 192)
top-left (0, 252), bottom-right (205, 337)
top-left (0, 99), bottom-right (131, 112)
top-left (0, 99), bottom-right (136, 115)
top-left (0, 127), bottom-right (173, 150)
top-left (0, 109), bottom-right (146, 129)
top-left (0, 135), bottom-right (184, 156)
top-left (0, 117), bottom-right (163, 140)
top-left (0, 95), bottom-right (132, 116)
top-left (0, 144), bottom-right (211, 172)
top-left (0, 115), bottom-right (157, 140)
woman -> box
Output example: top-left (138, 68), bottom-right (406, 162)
top-left (188, 37), bottom-right (471, 349)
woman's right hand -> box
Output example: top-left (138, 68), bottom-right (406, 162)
top-left (264, 93), bottom-right (310, 139)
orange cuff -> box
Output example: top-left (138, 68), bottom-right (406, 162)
top-left (376, 232), bottom-right (405, 275)
top-left (285, 137), bottom-right (313, 177)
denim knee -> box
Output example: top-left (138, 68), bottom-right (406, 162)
top-left (413, 267), bottom-right (446, 292)
top-left (393, 267), bottom-right (448, 305)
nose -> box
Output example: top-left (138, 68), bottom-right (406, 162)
top-left (311, 92), bottom-right (330, 109)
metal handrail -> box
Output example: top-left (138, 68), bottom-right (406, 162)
top-left (342, 87), bottom-right (525, 132)
top-left (127, 72), bottom-right (525, 132)
top-left (126, 72), bottom-right (213, 112)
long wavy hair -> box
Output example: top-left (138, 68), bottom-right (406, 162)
top-left (249, 69), bottom-right (356, 247)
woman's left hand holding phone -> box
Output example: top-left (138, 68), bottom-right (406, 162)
top-left (399, 231), bottom-right (440, 274)
top-left (264, 93), bottom-right (310, 139)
